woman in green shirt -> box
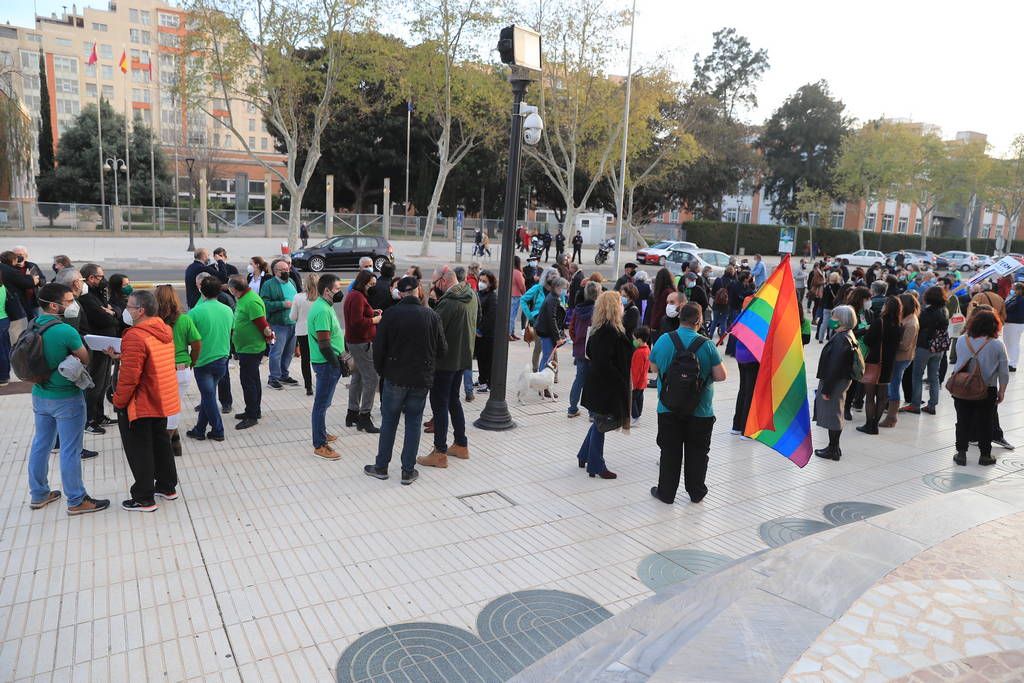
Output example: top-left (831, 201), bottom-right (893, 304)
top-left (0, 281), bottom-right (9, 385)
top-left (156, 285), bottom-right (202, 456)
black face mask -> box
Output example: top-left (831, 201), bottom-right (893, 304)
top-left (278, 273), bottom-right (289, 282)
top-left (332, 290), bottom-right (344, 303)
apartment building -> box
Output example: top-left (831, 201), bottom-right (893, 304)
top-left (0, 0), bottom-right (284, 205)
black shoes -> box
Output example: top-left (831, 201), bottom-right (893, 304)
top-left (220, 404), bottom-right (232, 414)
top-left (357, 413), bottom-right (380, 434)
top-left (84, 422), bottom-right (106, 435)
top-left (305, 388), bottom-right (313, 396)
top-left (207, 432), bottom-right (225, 442)
top-left (185, 428), bottom-right (206, 441)
top-left (280, 377), bottom-right (298, 385)
top-left (856, 422), bottom-right (879, 435)
top-left (81, 448), bottom-right (99, 460)
top-left (954, 451), bottom-right (967, 466)
top-left (979, 455), bottom-right (997, 466)
top-left (345, 410), bottom-right (359, 427)
top-left (401, 469), bottom-right (419, 486)
top-left (650, 486), bottom-right (672, 504)
top-left (236, 418), bottom-right (258, 430)
top-left (99, 416), bottom-right (118, 426)
top-left (363, 465), bottom-right (389, 480)
top-left (815, 447), bottom-right (840, 461)
top-left (268, 379), bottom-right (283, 390)
top-left (121, 499), bottom-right (157, 512)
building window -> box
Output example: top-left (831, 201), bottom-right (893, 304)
top-left (260, 137), bottom-right (268, 150)
top-left (92, 22), bottom-right (108, 32)
top-left (55, 78), bottom-right (79, 94)
top-left (830, 210), bottom-right (844, 228)
top-left (55, 37), bottom-right (72, 48)
top-left (138, 108), bottom-right (152, 124)
top-left (130, 9), bottom-right (152, 24)
top-left (132, 87), bottom-right (151, 103)
top-left (248, 136), bottom-right (256, 148)
top-left (865, 213), bottom-right (875, 230)
top-left (56, 98), bottom-right (79, 115)
top-left (158, 12), bottom-right (180, 27)
top-left (102, 84), bottom-right (114, 98)
top-left (84, 64), bottom-right (96, 78)
top-left (882, 214), bottom-right (894, 232)
top-left (670, 208), bottom-right (680, 222)
top-left (26, 34), bottom-right (42, 43)
top-left (897, 216), bottom-right (908, 233)
top-left (158, 33), bottom-right (179, 48)
top-left (101, 64), bottom-right (113, 80)
top-left (913, 218), bottom-right (922, 235)
top-left (248, 119), bottom-right (255, 131)
top-left (86, 82), bottom-right (97, 97)
top-left (101, 44), bottom-right (113, 59)
top-left (53, 56), bottom-right (78, 75)
top-left (213, 132), bottom-right (220, 147)
top-left (131, 68), bottom-right (150, 83)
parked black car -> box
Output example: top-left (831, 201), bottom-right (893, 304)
top-left (291, 235), bottom-right (394, 272)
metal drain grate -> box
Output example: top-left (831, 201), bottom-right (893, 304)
top-left (457, 490), bottom-right (516, 513)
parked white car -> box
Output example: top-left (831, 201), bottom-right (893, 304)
top-left (835, 249), bottom-right (886, 268)
top-left (936, 250), bottom-right (979, 272)
top-left (665, 248), bottom-right (731, 278)
top-left (635, 240), bottom-right (698, 266)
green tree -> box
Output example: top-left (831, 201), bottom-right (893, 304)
top-left (691, 27), bottom-right (770, 121)
top-left (944, 138), bottom-right (992, 251)
top-left (35, 49), bottom-right (61, 224)
top-left (986, 135), bottom-right (1024, 253)
top-left (901, 133), bottom-right (951, 250)
top-left (758, 80), bottom-right (850, 221)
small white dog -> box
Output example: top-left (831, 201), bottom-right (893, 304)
top-left (515, 360), bottom-right (558, 404)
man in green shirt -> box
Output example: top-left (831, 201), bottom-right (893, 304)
top-left (228, 275), bottom-right (273, 429)
top-left (308, 274), bottom-right (345, 460)
top-left (187, 276), bottom-right (235, 441)
top-left (260, 258), bottom-right (298, 389)
top-left (26, 283), bottom-right (110, 515)
top-left (0, 280), bottom-right (9, 386)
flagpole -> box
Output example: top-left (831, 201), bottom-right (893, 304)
top-left (150, 59), bottom-right (156, 229)
top-left (612, 0), bottom-right (637, 277)
top-left (123, 46), bottom-right (132, 230)
top-left (405, 99), bottom-right (411, 218)
top-left (93, 45), bottom-right (106, 229)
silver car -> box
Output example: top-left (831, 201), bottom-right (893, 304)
top-left (665, 248), bottom-right (731, 278)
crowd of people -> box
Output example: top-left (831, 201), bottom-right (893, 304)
top-left (9, 237), bottom-right (1018, 517)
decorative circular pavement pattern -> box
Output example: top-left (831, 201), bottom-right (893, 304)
top-left (758, 518), bottom-right (835, 548)
top-left (921, 471), bottom-right (986, 493)
top-left (822, 501), bottom-right (894, 526)
top-left (637, 550), bottom-right (734, 592)
top-left (335, 590), bottom-right (611, 682)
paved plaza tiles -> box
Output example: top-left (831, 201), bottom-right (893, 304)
top-left (0, 340), bottom-right (1022, 682)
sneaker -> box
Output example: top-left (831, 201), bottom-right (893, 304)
top-left (185, 428), bottom-right (206, 441)
top-left (729, 428), bottom-right (741, 435)
top-left (313, 445), bottom-right (340, 461)
top-left (630, 417), bottom-right (640, 427)
top-left (401, 469), bottom-right (419, 486)
top-left (81, 448), bottom-right (99, 460)
top-left (121, 499), bottom-right (158, 512)
top-left (567, 409), bottom-right (580, 418)
top-left (994, 438), bottom-right (1015, 451)
top-left (921, 406), bottom-right (936, 415)
top-left (739, 435), bottom-right (752, 441)
top-left (0, 380), bottom-right (9, 387)
top-left (67, 495), bottom-right (110, 515)
top-left (476, 384), bottom-right (489, 394)
top-left (268, 379), bottom-right (283, 390)
top-left (220, 404), bottom-right (232, 414)
top-left (30, 490), bottom-right (62, 510)
top-left (280, 377), bottom-right (299, 385)
top-left (154, 490), bottom-right (179, 500)
top-left (84, 422), bottom-right (106, 435)
top-left (99, 416), bottom-right (118, 426)
top-left (363, 465), bottom-right (389, 480)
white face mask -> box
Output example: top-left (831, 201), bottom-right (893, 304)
top-left (863, 300), bottom-right (871, 311)
top-left (665, 304), bottom-right (679, 318)
top-left (64, 300), bottom-right (80, 319)
top-left (247, 264), bottom-right (255, 275)
top-left (80, 282), bottom-right (88, 295)
top-left (122, 307), bottom-right (134, 326)
top-left (478, 282), bottom-right (488, 292)
top-left (391, 288), bottom-right (400, 300)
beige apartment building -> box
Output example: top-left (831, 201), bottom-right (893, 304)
top-left (0, 0), bottom-right (284, 205)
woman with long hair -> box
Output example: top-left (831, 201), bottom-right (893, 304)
top-left (842, 286), bottom-right (873, 420)
top-left (951, 309), bottom-right (1009, 466)
top-left (814, 305), bottom-right (859, 460)
top-left (342, 270), bottom-right (382, 432)
top-left (620, 282), bottom-right (642, 338)
top-left (289, 273), bottom-right (320, 396)
top-left (648, 267), bottom-right (676, 333)
top-left (577, 291), bottom-right (633, 479)
top-left (906, 285), bottom-right (949, 414)
top-left (817, 272), bottom-right (843, 343)
top-left (475, 270), bottom-right (498, 391)
top-left (858, 296), bottom-right (902, 435)
top-left (155, 284), bottom-right (202, 456)
top-left (247, 256), bottom-right (269, 293)
top-left (886, 292), bottom-right (920, 425)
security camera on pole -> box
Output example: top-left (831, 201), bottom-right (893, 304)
top-left (475, 25), bottom-right (543, 432)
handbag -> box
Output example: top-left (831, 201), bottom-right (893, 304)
top-left (594, 412), bottom-right (621, 433)
top-left (947, 312), bottom-right (966, 338)
top-left (524, 324), bottom-right (536, 344)
top-left (945, 337), bottom-right (990, 400)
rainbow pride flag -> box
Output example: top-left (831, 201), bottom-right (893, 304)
top-left (729, 255), bottom-right (812, 467)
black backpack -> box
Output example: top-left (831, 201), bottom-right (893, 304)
top-left (659, 331), bottom-right (708, 416)
top-left (11, 318), bottom-right (62, 385)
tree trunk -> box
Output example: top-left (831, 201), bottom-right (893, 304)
top-left (420, 161), bottom-right (450, 257)
top-left (964, 192), bottom-right (977, 253)
top-left (288, 191), bottom-right (304, 252)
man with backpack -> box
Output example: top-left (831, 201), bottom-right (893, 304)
top-left (649, 302), bottom-right (726, 504)
top-left (22, 283), bottom-right (110, 515)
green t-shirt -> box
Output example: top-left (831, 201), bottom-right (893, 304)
top-left (0, 284), bottom-right (7, 321)
top-left (233, 291), bottom-right (268, 354)
top-left (188, 298), bottom-right (234, 367)
top-left (307, 297), bottom-right (344, 364)
top-left (171, 314), bottom-right (202, 365)
top-left (650, 326), bottom-right (722, 418)
top-left (32, 314), bottom-right (85, 399)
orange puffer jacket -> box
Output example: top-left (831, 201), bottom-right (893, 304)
top-left (112, 316), bottom-right (180, 422)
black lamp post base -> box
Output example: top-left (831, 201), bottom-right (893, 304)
top-left (474, 398), bottom-right (516, 431)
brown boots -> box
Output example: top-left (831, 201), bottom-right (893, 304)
top-left (448, 444), bottom-right (470, 460)
top-left (417, 449), bottom-right (448, 468)
top-left (879, 400), bottom-right (899, 428)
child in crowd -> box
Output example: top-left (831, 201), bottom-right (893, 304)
top-left (630, 325), bottom-right (652, 426)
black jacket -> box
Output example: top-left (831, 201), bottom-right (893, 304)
top-left (817, 331), bottom-right (856, 396)
top-left (373, 297), bottom-right (447, 388)
top-left (581, 324), bottom-right (633, 425)
top-left (185, 260), bottom-right (219, 309)
top-left (214, 260), bottom-right (239, 284)
top-left (623, 302), bottom-right (640, 338)
top-left (863, 318), bottom-right (901, 383)
top-left (917, 304), bottom-right (949, 349)
top-left (477, 288), bottom-right (497, 338)
top-left (78, 291), bottom-right (119, 336)
top-left (367, 278), bottom-right (395, 312)
top-left (1, 263), bottom-right (34, 319)
top-left (822, 283), bottom-right (842, 309)
top-left (534, 291), bottom-right (565, 339)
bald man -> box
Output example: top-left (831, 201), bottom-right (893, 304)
top-left (185, 248), bottom-right (219, 309)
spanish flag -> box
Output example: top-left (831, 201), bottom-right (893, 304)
top-left (118, 50), bottom-right (128, 74)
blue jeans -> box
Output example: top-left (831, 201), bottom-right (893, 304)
top-left (312, 363), bottom-right (342, 447)
top-left (375, 380), bottom-right (429, 473)
top-left (509, 297), bottom-right (521, 335)
top-left (463, 368), bottom-right (474, 395)
top-left (539, 336), bottom-right (557, 369)
top-left (28, 393), bottom-right (87, 508)
top-left (430, 369), bottom-right (467, 452)
top-left (268, 324), bottom-right (296, 381)
top-left (568, 358), bottom-right (589, 414)
top-left (575, 422), bottom-right (606, 475)
top-left (911, 348), bottom-right (942, 409)
top-left (887, 359), bottom-right (912, 401)
top-left (709, 309), bottom-right (729, 340)
top-left (0, 317), bottom-right (10, 381)
top-left (193, 358), bottom-right (228, 437)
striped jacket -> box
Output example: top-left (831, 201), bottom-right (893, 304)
top-left (112, 316), bottom-right (180, 422)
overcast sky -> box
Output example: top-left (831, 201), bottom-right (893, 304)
top-left (8, 0), bottom-right (1022, 154)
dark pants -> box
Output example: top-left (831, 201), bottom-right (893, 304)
top-left (844, 381), bottom-right (864, 415)
top-left (476, 336), bottom-right (494, 386)
top-left (218, 368), bottom-right (233, 409)
top-left (429, 369), bottom-right (467, 453)
top-left (733, 362), bottom-right (758, 432)
top-left (571, 246), bottom-right (582, 263)
top-left (955, 388), bottom-right (997, 458)
top-left (0, 318), bottom-right (9, 381)
top-left (117, 415), bottom-right (176, 504)
top-left (193, 358), bottom-right (228, 437)
top-left (656, 412), bottom-right (715, 503)
top-left (902, 362), bottom-right (913, 403)
top-left (575, 422), bottom-right (607, 475)
top-left (237, 352), bottom-right (263, 419)
top-left (297, 334), bottom-right (312, 391)
top-left (631, 389), bottom-right (644, 420)
top-left (86, 352), bottom-right (112, 424)
top-left (376, 380), bottom-right (430, 473)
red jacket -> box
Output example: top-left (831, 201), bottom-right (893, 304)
top-left (630, 344), bottom-right (650, 390)
top-left (112, 317), bottom-right (180, 422)
top-left (342, 289), bottom-right (377, 343)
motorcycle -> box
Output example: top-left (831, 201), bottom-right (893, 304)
top-left (595, 238), bottom-right (615, 265)
top-left (529, 236), bottom-right (545, 260)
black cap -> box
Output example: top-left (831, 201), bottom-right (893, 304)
top-left (397, 276), bottom-right (419, 293)
top-left (625, 262), bottom-right (637, 269)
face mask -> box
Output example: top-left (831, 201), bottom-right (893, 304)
top-left (332, 290), bottom-right (344, 303)
top-left (64, 301), bottom-right (80, 319)
top-left (278, 273), bottom-right (289, 282)
top-left (122, 285), bottom-right (133, 295)
top-left (685, 280), bottom-right (696, 289)
top-left (621, 297), bottom-right (629, 307)
top-left (828, 319), bottom-right (839, 330)
top-left (478, 282), bottom-right (488, 292)
top-left (122, 307), bottom-right (134, 326)
top-left (391, 288), bottom-right (400, 300)
top-left (97, 278), bottom-right (108, 291)
top-left (363, 266), bottom-right (373, 272)
top-left (80, 282), bottom-right (88, 295)
top-left (863, 300), bottom-right (871, 311)
top-left (247, 264), bottom-right (255, 275)
top-left (665, 304), bottom-right (679, 318)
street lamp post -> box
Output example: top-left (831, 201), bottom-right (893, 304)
top-left (185, 157), bottom-right (196, 252)
top-left (475, 25), bottom-right (542, 432)
top-left (103, 157), bottom-right (128, 230)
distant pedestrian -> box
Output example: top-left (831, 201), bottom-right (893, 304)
top-left (300, 222), bottom-right (309, 248)
top-left (571, 231), bottom-right (583, 263)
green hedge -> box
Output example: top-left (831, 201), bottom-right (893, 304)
top-left (681, 220), bottom-right (998, 257)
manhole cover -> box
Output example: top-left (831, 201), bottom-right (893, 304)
top-left (458, 491), bottom-right (515, 513)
